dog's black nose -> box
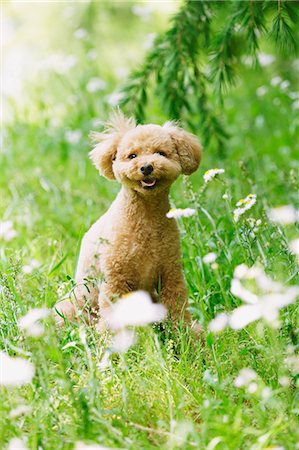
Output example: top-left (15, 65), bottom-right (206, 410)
top-left (140, 164), bottom-right (153, 176)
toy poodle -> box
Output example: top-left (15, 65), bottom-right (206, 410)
top-left (55, 111), bottom-right (202, 330)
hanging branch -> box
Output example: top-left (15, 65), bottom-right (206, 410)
top-left (118, 0), bottom-right (298, 151)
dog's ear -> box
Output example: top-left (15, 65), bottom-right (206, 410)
top-left (89, 111), bottom-right (136, 180)
top-left (163, 122), bottom-right (202, 175)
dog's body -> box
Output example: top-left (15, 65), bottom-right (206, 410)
top-left (55, 113), bottom-right (201, 328)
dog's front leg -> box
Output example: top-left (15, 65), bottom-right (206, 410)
top-left (160, 262), bottom-right (191, 326)
top-left (96, 272), bottom-right (135, 332)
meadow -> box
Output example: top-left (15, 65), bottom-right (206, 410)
top-left (1, 2), bottom-right (299, 449)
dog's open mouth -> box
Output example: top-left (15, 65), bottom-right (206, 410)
top-left (141, 178), bottom-right (157, 190)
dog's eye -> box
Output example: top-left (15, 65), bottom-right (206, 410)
top-left (128, 153), bottom-right (137, 160)
top-left (157, 151), bottom-right (167, 157)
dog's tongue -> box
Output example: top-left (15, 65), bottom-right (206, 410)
top-left (142, 178), bottom-right (156, 187)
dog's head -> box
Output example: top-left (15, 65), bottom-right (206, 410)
top-left (90, 111), bottom-right (202, 195)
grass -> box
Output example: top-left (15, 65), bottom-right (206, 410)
top-left (1, 3), bottom-right (299, 450)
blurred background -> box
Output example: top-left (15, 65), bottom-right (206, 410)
top-left (1, 1), bottom-right (298, 278)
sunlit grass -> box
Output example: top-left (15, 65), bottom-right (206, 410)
top-left (1, 3), bottom-right (299, 450)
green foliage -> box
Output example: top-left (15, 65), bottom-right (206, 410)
top-left (120, 0), bottom-right (298, 150)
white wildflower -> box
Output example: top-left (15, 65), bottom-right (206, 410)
top-left (261, 387), bottom-right (272, 399)
top-left (289, 238), bottom-right (299, 256)
top-left (256, 86), bottom-right (267, 97)
top-left (222, 193), bottom-right (229, 200)
top-left (278, 376), bottom-right (290, 387)
top-left (208, 313), bottom-right (228, 333)
top-left (247, 382), bottom-right (258, 393)
top-left (231, 278), bottom-right (258, 304)
top-left (166, 208), bottom-right (196, 219)
top-left (106, 291), bottom-right (167, 330)
top-left (285, 355), bottom-right (299, 375)
top-left (233, 194), bottom-right (257, 222)
top-left (203, 399), bottom-right (210, 408)
top-left (229, 264), bottom-right (299, 329)
top-left (74, 28), bottom-right (88, 40)
top-left (111, 329), bottom-right (136, 353)
top-left (87, 49), bottom-right (97, 61)
top-left (271, 76), bottom-right (282, 86)
top-left (65, 129), bottom-right (82, 144)
top-left (105, 92), bottom-right (125, 107)
top-left (0, 352), bottom-right (35, 387)
top-left (292, 100), bottom-right (299, 110)
top-left (258, 53), bottom-right (275, 66)
top-left (234, 368), bottom-right (257, 387)
top-left (86, 78), bottom-right (107, 93)
top-left (280, 80), bottom-right (290, 90)
top-left (268, 205), bottom-right (299, 225)
top-left (8, 438), bottom-right (28, 450)
top-left (255, 115), bottom-right (265, 127)
top-left (203, 168), bottom-right (225, 184)
top-left (9, 405), bottom-right (32, 418)
top-left (0, 220), bottom-right (17, 241)
top-left (203, 252), bottom-right (217, 264)
top-left (18, 308), bottom-right (50, 337)
top-left (21, 259), bottom-right (40, 274)
top-left (131, 5), bottom-right (152, 21)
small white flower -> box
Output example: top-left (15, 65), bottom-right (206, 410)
top-left (131, 5), bottom-right (152, 21)
top-left (18, 308), bottom-right (50, 337)
top-left (230, 278), bottom-right (258, 304)
top-left (0, 220), bottom-right (17, 241)
top-left (271, 76), bottom-right (282, 86)
top-left (203, 252), bottom-right (217, 264)
top-left (222, 193), bottom-right (229, 200)
top-left (8, 438), bottom-right (28, 450)
top-left (233, 194), bottom-right (257, 222)
top-left (289, 238), bottom-right (299, 256)
top-left (247, 381), bottom-right (258, 393)
top-left (292, 99), bottom-right (299, 110)
top-left (285, 355), bottom-right (299, 375)
top-left (0, 352), bottom-right (35, 387)
top-left (22, 259), bottom-right (40, 274)
top-left (203, 168), bottom-right (225, 184)
top-left (203, 399), bottom-right (210, 408)
top-left (256, 86), bottom-right (267, 97)
top-left (106, 291), bottom-right (167, 330)
top-left (65, 129), bottom-right (82, 144)
top-left (74, 28), bottom-right (88, 40)
top-left (229, 264), bottom-right (299, 329)
top-left (166, 208), bottom-right (196, 219)
top-left (9, 405), bottom-right (32, 418)
top-left (208, 313), bottom-right (228, 333)
top-left (258, 53), bottom-right (275, 66)
top-left (280, 80), bottom-right (290, 90)
top-left (87, 49), bottom-right (97, 61)
top-left (261, 387), bottom-right (272, 399)
top-left (105, 92), bottom-right (125, 107)
top-left (234, 368), bottom-right (257, 387)
top-left (268, 205), bottom-right (299, 225)
top-left (111, 329), bottom-right (136, 353)
top-left (86, 78), bottom-right (107, 93)
top-left (278, 376), bottom-right (290, 387)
